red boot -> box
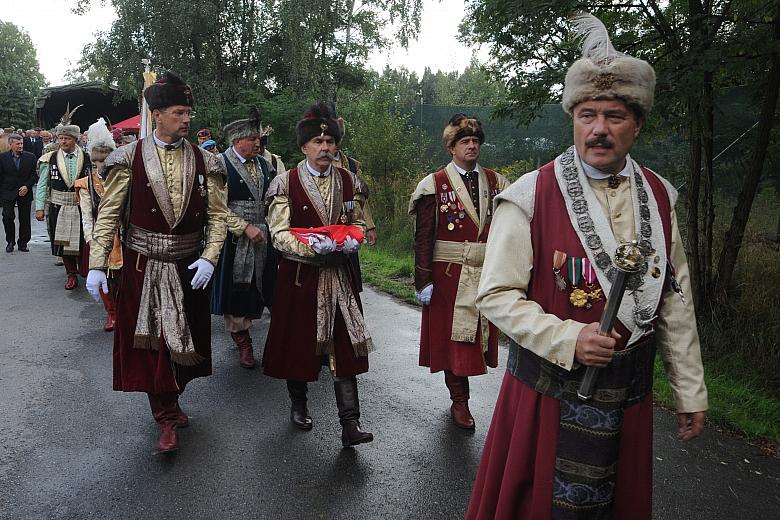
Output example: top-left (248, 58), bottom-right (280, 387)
top-left (99, 290), bottom-right (116, 331)
top-left (230, 330), bottom-right (255, 369)
top-left (175, 403), bottom-right (189, 428)
top-left (63, 256), bottom-right (79, 290)
top-left (156, 422), bottom-right (178, 453)
top-left (65, 274), bottom-right (78, 290)
top-left (148, 393), bottom-right (180, 453)
top-left (444, 371), bottom-right (475, 430)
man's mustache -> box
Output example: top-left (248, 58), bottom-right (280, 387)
top-left (586, 137), bottom-right (613, 148)
top-left (316, 152), bottom-right (336, 160)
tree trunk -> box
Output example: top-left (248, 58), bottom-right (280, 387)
top-left (701, 75), bottom-right (715, 297)
top-left (715, 9), bottom-right (780, 296)
top-left (686, 108), bottom-right (704, 312)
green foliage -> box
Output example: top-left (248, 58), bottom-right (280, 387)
top-left (653, 357), bottom-right (780, 443)
top-left (359, 246), bottom-right (417, 304)
top-left (75, 0), bottom-right (422, 134)
top-left (338, 79), bottom-right (433, 226)
top-left (0, 21), bottom-right (46, 128)
top-left (494, 159), bottom-right (537, 182)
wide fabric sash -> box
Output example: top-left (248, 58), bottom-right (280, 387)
top-left (433, 240), bottom-right (489, 347)
top-left (50, 189), bottom-right (81, 255)
top-left (508, 338), bottom-right (656, 517)
top-left (125, 224), bottom-right (203, 366)
top-left (289, 164), bottom-right (373, 358)
top-left (229, 199), bottom-right (266, 292)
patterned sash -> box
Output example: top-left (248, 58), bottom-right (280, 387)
top-left (508, 338), bottom-right (656, 517)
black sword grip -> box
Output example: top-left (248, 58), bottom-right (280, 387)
top-left (578, 366), bottom-right (599, 400)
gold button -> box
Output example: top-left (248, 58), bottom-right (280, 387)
top-left (609, 191), bottom-right (617, 197)
top-left (151, 208), bottom-right (157, 212)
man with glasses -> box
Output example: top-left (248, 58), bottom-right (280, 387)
top-left (86, 71), bottom-right (228, 454)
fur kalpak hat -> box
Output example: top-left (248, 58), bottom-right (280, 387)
top-left (223, 107), bottom-right (262, 143)
top-left (442, 113), bottom-right (485, 148)
top-left (562, 13), bottom-right (656, 117)
top-left (86, 118), bottom-right (116, 162)
top-left (144, 71), bottom-right (194, 111)
top-left (296, 102), bottom-right (341, 146)
top-left (55, 102), bottom-right (83, 141)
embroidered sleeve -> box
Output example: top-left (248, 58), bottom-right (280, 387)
top-left (90, 165), bottom-right (130, 269)
top-left (200, 151), bottom-right (229, 265)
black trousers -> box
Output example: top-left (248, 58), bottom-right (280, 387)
top-left (2, 196), bottom-right (32, 247)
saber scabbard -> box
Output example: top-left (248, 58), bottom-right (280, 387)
top-left (577, 242), bottom-right (644, 401)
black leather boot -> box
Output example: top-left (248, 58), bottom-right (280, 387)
top-left (287, 380), bottom-right (313, 430)
top-left (334, 376), bottom-right (373, 447)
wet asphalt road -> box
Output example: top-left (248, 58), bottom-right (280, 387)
top-left (1, 217), bottom-right (779, 519)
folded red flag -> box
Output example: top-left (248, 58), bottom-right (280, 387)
top-left (289, 224), bottom-right (364, 248)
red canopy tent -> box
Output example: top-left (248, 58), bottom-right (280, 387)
top-left (112, 114), bottom-right (141, 134)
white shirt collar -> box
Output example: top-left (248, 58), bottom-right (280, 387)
top-left (581, 156), bottom-right (633, 180)
top-left (232, 146), bottom-right (248, 163)
top-left (306, 161), bottom-right (332, 177)
top-left (152, 130), bottom-right (184, 150)
top-left (452, 162), bottom-right (480, 175)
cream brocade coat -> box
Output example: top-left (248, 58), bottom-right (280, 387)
top-left (476, 164), bottom-right (708, 414)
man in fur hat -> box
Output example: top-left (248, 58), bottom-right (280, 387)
top-left (36, 106), bottom-right (92, 289)
top-left (466, 15), bottom-right (707, 519)
top-left (75, 119), bottom-right (121, 332)
top-left (211, 109), bottom-right (277, 369)
top-left (408, 115), bottom-right (510, 430)
top-left (85, 72), bottom-right (228, 454)
top-left (263, 102), bottom-right (374, 448)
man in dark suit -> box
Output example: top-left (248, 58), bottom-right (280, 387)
top-left (23, 129), bottom-right (44, 159)
top-left (1, 134), bottom-right (38, 252)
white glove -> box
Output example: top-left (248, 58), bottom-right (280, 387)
top-left (311, 235), bottom-right (337, 255)
top-left (86, 269), bottom-right (109, 302)
top-left (341, 236), bottom-right (361, 254)
top-left (415, 284), bottom-right (434, 305)
top-left (188, 258), bottom-right (215, 289)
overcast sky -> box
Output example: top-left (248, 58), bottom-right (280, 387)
top-left (5, 0), bottom-right (488, 86)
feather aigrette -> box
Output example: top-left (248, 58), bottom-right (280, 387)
top-left (303, 101), bottom-right (336, 120)
top-left (60, 102), bottom-right (84, 125)
top-left (569, 13), bottom-right (626, 63)
top-left (87, 118), bottom-right (116, 152)
top-left (248, 107), bottom-right (262, 129)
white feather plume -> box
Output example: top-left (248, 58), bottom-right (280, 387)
top-left (570, 13), bottom-right (626, 63)
top-left (87, 118), bottom-right (116, 152)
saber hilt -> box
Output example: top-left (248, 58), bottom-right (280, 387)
top-left (577, 242), bottom-right (644, 400)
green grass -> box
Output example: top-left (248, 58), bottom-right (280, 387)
top-left (359, 246), bottom-right (418, 305)
top-left (653, 357), bottom-right (780, 443)
top-left (361, 244), bottom-right (780, 446)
